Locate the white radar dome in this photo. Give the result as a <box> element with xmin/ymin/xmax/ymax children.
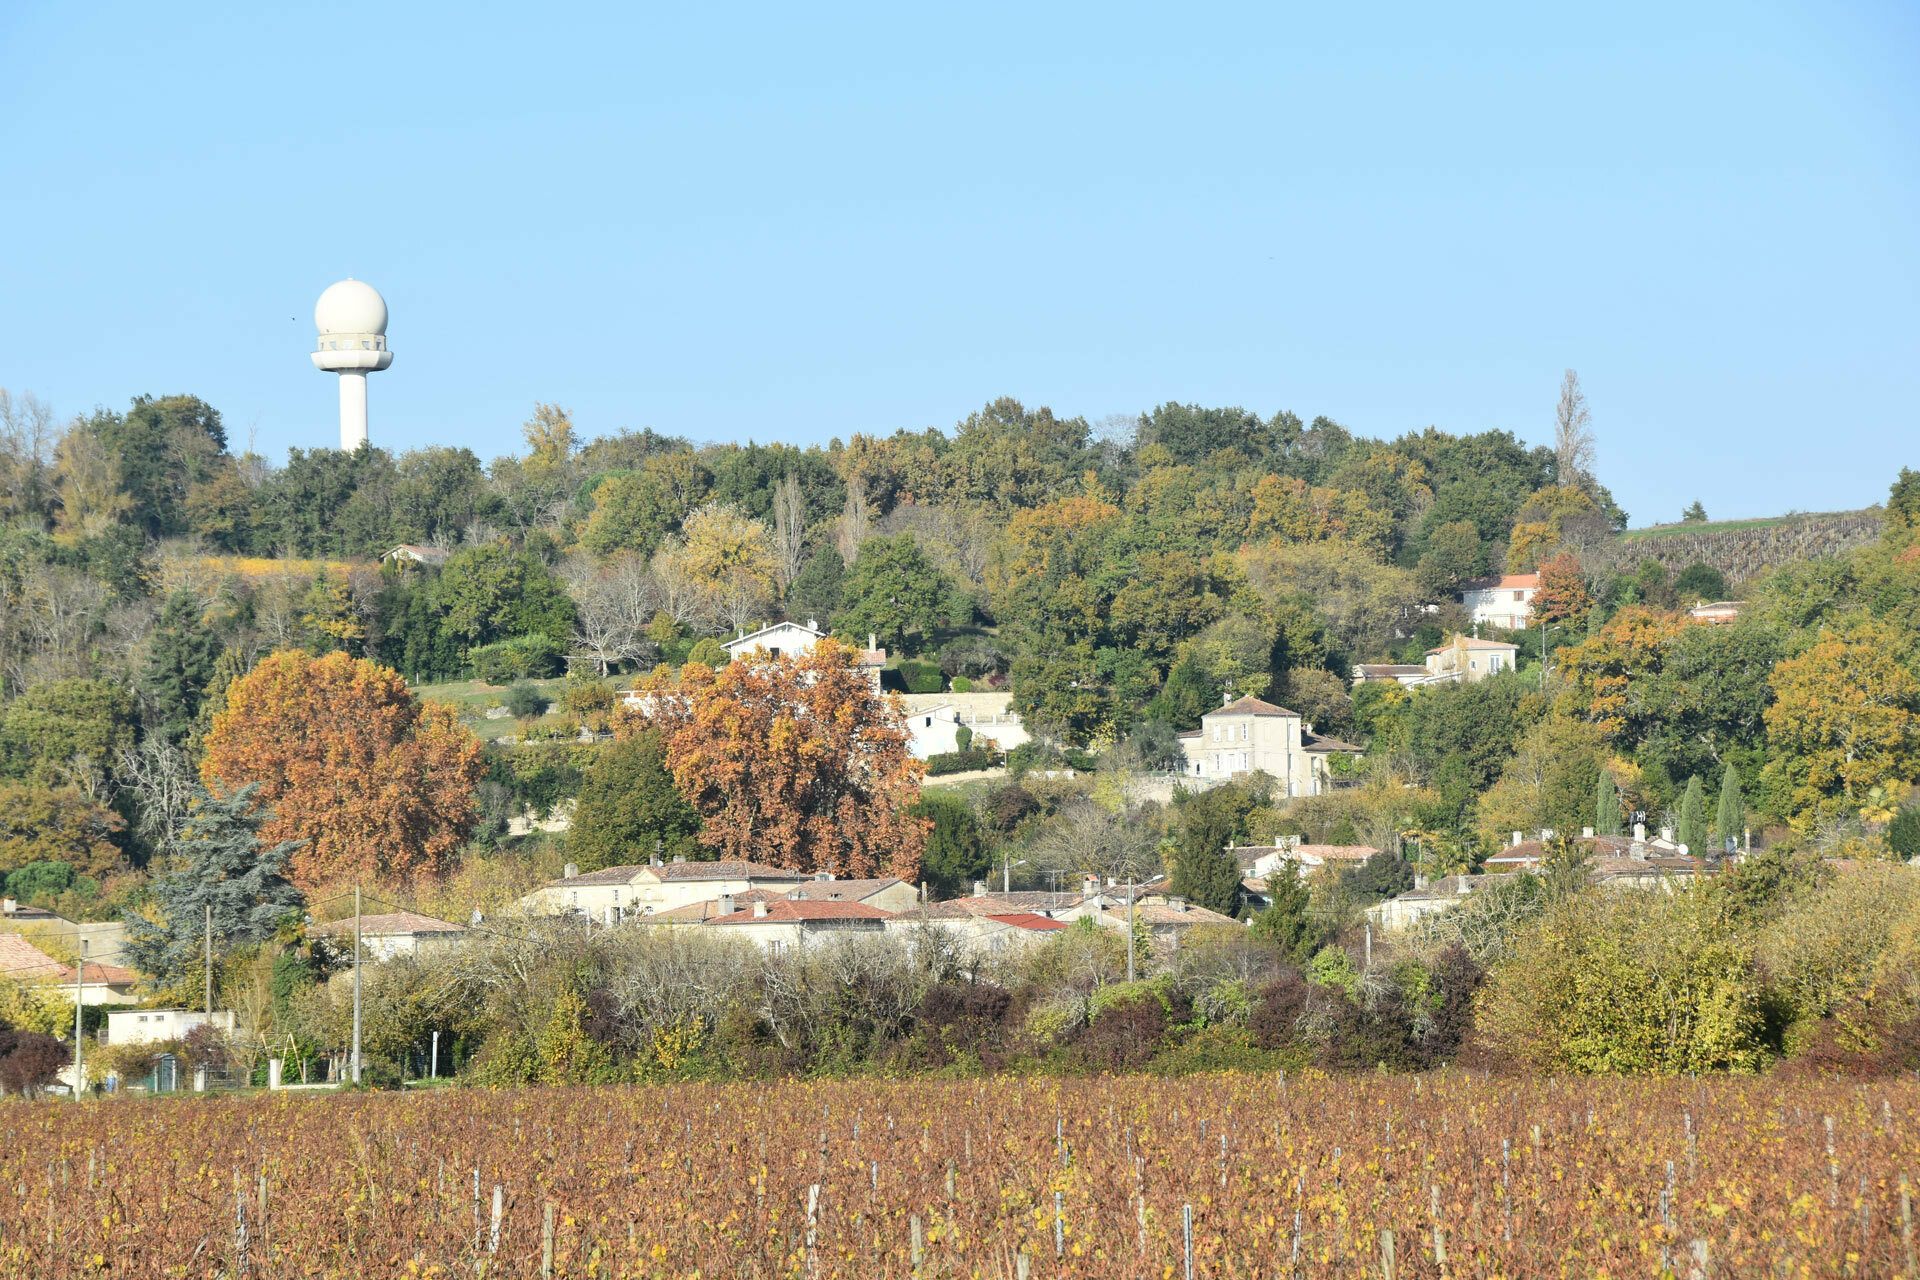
<box><xmin>315</xmin><ymin>278</ymin><xmax>388</xmax><ymax>335</ymax></box>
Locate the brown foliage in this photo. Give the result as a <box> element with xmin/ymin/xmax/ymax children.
<box><xmin>626</xmin><ymin>641</ymin><xmax>928</xmax><ymax>879</ymax></box>
<box><xmin>201</xmin><ymin>651</ymin><xmax>485</xmax><ymax>887</ymax></box>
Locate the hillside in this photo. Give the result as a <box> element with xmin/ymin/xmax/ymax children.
<box><xmin>1606</xmin><ymin>507</ymin><xmax>1883</xmax><ymax>586</ymax></box>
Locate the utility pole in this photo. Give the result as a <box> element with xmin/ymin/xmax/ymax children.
<box><xmin>351</xmin><ymin>885</ymin><xmax>363</xmax><ymax>1086</ymax></box>
<box><xmin>204</xmin><ymin>902</ymin><xmax>213</xmax><ymax>1021</ymax></box>
<box><xmin>72</xmin><ymin>956</ymin><xmax>83</xmax><ymax>1102</ymax></box>
<box><xmin>1126</xmin><ymin>879</ymin><xmax>1137</xmax><ymax>983</ymax></box>
<box><xmin>1540</xmin><ymin>623</ymin><xmax>1555</xmax><ymax>691</ymax></box>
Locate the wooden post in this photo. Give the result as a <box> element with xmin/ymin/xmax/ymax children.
<box><xmin>1901</xmin><ymin>1175</ymin><xmax>1914</xmax><ymax>1279</ymax></box>
<box><xmin>1054</xmin><ymin>1189</ymin><xmax>1064</xmax><ymax>1256</ymax></box>
<box><xmin>805</xmin><ymin>1183</ymin><xmax>820</xmax><ymax>1279</ymax></box>
<box><xmin>1686</xmin><ymin>1237</ymin><xmax>1710</xmax><ymax>1280</ymax></box>
<box><xmin>910</xmin><ymin>1213</ymin><xmax>923</xmax><ymax>1277</ymax></box>
<box><xmin>541</xmin><ymin>1201</ymin><xmax>554</xmax><ymax>1278</ymax></box>
<box><xmin>1183</xmin><ymin>1203</ymin><xmax>1194</xmax><ymax>1280</ymax></box>
<box><xmin>1016</xmin><ymin>1252</ymin><xmax>1031</xmax><ymax>1280</ymax></box>
<box><xmin>1379</xmin><ymin>1227</ymin><xmax>1397</xmax><ymax>1280</ymax></box>
<box><xmin>488</xmin><ymin>1184</ymin><xmax>503</xmax><ymax>1256</ymax></box>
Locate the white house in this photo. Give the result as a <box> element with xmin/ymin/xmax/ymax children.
<box><xmin>701</xmin><ymin>899</ymin><xmax>891</xmax><ymax>953</ymax></box>
<box><xmin>1459</xmin><ymin>573</ymin><xmax>1539</xmax><ymax>630</ymax></box>
<box><xmin>522</xmin><ymin>858</ymin><xmax>811</xmax><ymax>919</ymax></box>
<box><xmin>382</xmin><ymin>544</ymin><xmax>451</xmax><ymax>567</ymax></box>
<box><xmin>884</xmin><ymin>903</ymin><xmax>1068</xmax><ymax>954</ymax></box>
<box><xmin>722</xmin><ymin>620</ymin><xmax>889</xmax><ymax>687</ymax></box>
<box><xmin>307</xmin><ymin>911</ymin><xmax>467</xmax><ymax>962</ymax></box>
<box><xmin>104</xmin><ymin>1009</ymin><xmax>236</xmax><ymax>1047</ymax></box>
<box><xmin>1179</xmin><ymin>695</ymin><xmax>1364</xmax><ymax>797</ymax></box>
<box><xmin>900</xmin><ymin>693</ymin><xmax>1030</xmax><ymax>756</ymax></box>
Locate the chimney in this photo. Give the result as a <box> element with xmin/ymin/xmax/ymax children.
<box><xmin>1659</xmin><ymin>826</ymin><xmax>1673</xmax><ymax>844</ymax></box>
<box><xmin>563</xmin><ymin>863</ymin><xmax>579</xmax><ymax>880</ymax></box>
<box><xmin>1634</xmin><ymin>821</ymin><xmax>1646</xmax><ymax>841</ymax></box>
<box><xmin>1540</xmin><ymin>828</ymin><xmax>1554</xmax><ymax>842</ymax></box>
<box><xmin>1511</xmin><ymin>831</ymin><xmax>1522</xmax><ymax>848</ymax></box>
<box><xmin>1082</xmin><ymin>874</ymin><xmax>1098</xmax><ymax>897</ymax></box>
<box><xmin>972</xmin><ymin>880</ymin><xmax>987</xmax><ymax>898</ymax></box>
<box><xmin>868</xmin><ymin>633</ymin><xmax>877</xmax><ymax>652</ymax></box>
<box><xmin>807</xmin><ymin>617</ymin><xmax>818</xmax><ymax>630</ymax></box>
<box><xmin>718</xmin><ymin>894</ymin><xmax>734</xmax><ymax>916</ymax></box>
<box><xmin>753</xmin><ymin>901</ymin><xmax>767</xmax><ymax>918</ymax></box>
<box><xmin>672</xmin><ymin>854</ymin><xmax>686</xmax><ymax>864</ymax></box>
<box><xmin>1</xmin><ymin>898</ymin><xmax>14</xmax><ymax>915</ymax></box>
<box><xmin>1581</xmin><ymin>827</ymin><xmax>1594</xmax><ymax>839</ymax></box>
<box><xmin>815</xmin><ymin>871</ymin><xmax>831</xmax><ymax>881</ymax></box>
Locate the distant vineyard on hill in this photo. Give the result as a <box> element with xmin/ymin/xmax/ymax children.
<box><xmin>1606</xmin><ymin>507</ymin><xmax>1883</xmax><ymax>585</ymax></box>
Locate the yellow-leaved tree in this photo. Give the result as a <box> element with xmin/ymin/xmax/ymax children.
<box><xmin>1762</xmin><ymin>621</ymin><xmax>1920</xmax><ymax>830</ymax></box>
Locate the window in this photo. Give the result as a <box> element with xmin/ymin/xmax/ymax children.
<box><xmin>1513</xmin><ymin>590</ymin><xmax>1523</xmax><ymax>601</ymax></box>
<box><xmin>1212</xmin><ymin>727</ymin><xmax>1220</xmax><ymax>742</ymax></box>
<box><xmin>1240</xmin><ymin>724</ymin><xmax>1248</xmax><ymax>741</ymax></box>
<box><xmin>769</xmin><ymin>647</ymin><xmax>780</xmax><ymax>658</ymax></box>
<box><xmin>925</xmin><ymin>717</ymin><xmax>932</xmax><ymax>727</ymax></box>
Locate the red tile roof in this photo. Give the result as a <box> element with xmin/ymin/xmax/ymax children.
<box><xmin>705</xmin><ymin>900</ymin><xmax>892</xmax><ymax>925</ymax></box>
<box><xmin>648</xmin><ymin>860</ymin><xmax>807</xmax><ymax>883</ymax></box>
<box><xmin>1207</xmin><ymin>696</ymin><xmax>1297</xmax><ymax>718</ymax></box>
<box><xmin>650</xmin><ymin>890</ymin><xmax>784</xmax><ymax>921</ymax></box>
<box><xmin>784</xmin><ymin>878</ymin><xmax>905</xmax><ymax>902</ymax></box>
<box><xmin>309</xmin><ymin>911</ymin><xmax>464</xmax><ymax>936</ymax></box>
<box><xmin>980</xmin><ymin>912</ymin><xmax>1067</xmax><ymax>932</ymax></box>
<box><xmin>1462</xmin><ymin>573</ymin><xmax>1540</xmax><ymax>590</ymax></box>
<box><xmin>0</xmin><ymin>934</ymin><xmax>68</xmax><ymax>982</ymax></box>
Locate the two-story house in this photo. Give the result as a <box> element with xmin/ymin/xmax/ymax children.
<box><xmin>1177</xmin><ymin>695</ymin><xmax>1363</xmax><ymax>797</ymax></box>
<box><xmin>1421</xmin><ymin>634</ymin><xmax>1520</xmax><ymax>685</ymax></box>
<box><xmin>1459</xmin><ymin>573</ymin><xmax>1539</xmax><ymax>630</ymax></box>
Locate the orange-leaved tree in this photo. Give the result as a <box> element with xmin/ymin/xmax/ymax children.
<box><xmin>1531</xmin><ymin>552</ymin><xmax>1593</xmax><ymax>631</ymax></box>
<box><xmin>201</xmin><ymin>651</ymin><xmax>484</xmax><ymax>887</ymax></box>
<box><xmin>626</xmin><ymin>639</ymin><xmax>927</xmax><ymax>879</ymax></box>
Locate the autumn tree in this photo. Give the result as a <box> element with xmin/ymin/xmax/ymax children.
<box><xmin>1531</xmin><ymin>553</ymin><xmax>1593</xmax><ymax>632</ymax></box>
<box><xmin>1762</xmin><ymin>622</ymin><xmax>1920</xmax><ymax>829</ymax></box>
<box><xmin>627</xmin><ymin>640</ymin><xmax>927</xmax><ymax>878</ymax></box>
<box><xmin>201</xmin><ymin>651</ymin><xmax>485</xmax><ymax>886</ymax></box>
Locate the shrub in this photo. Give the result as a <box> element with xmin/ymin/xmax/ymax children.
<box><xmin>472</xmin><ymin>635</ymin><xmax>565</xmax><ymax>682</ymax></box>
<box><xmin>0</xmin><ymin>1030</ymin><xmax>69</xmax><ymax>1096</ymax></box>
<box><xmin>951</xmin><ymin>676</ymin><xmax>973</xmax><ymax>694</ymax></box>
<box><xmin>1006</xmin><ymin>741</ymin><xmax>1064</xmax><ymax>778</ymax></box>
<box><xmin>899</xmin><ymin>660</ymin><xmax>945</xmax><ymax>694</ymax></box>
<box><xmin>925</xmin><ymin>749</ymin><xmax>1001</xmax><ymax>776</ymax></box>
<box><xmin>954</xmin><ymin>725</ymin><xmax>973</xmax><ymax>754</ymax></box>
<box><xmin>504</xmin><ymin>681</ymin><xmax>548</xmax><ymax>719</ymax></box>
<box><xmin>686</xmin><ymin>638</ymin><xmax>728</xmax><ymax>668</ymax></box>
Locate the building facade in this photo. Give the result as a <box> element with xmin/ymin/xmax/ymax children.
<box><xmin>1459</xmin><ymin>573</ymin><xmax>1539</xmax><ymax>630</ymax></box>
<box><xmin>1178</xmin><ymin>696</ymin><xmax>1363</xmax><ymax>797</ymax></box>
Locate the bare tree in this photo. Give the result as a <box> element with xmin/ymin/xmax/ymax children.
<box><xmin>0</xmin><ymin>389</ymin><xmax>56</xmax><ymax>523</ymax></box>
<box><xmin>563</xmin><ymin>552</ymin><xmax>654</xmax><ymax>676</ymax></box>
<box><xmin>771</xmin><ymin>472</ymin><xmax>807</xmax><ymax>591</ymax></box>
<box><xmin>649</xmin><ymin>540</ymin><xmax>715</xmax><ymax>632</ymax></box>
<box><xmin>836</xmin><ymin>476</ymin><xmax>872</xmax><ymax>558</ymax></box>
<box><xmin>1553</xmin><ymin>369</ymin><xmax>1596</xmax><ymax>489</ymax></box>
<box><xmin>115</xmin><ymin>739</ymin><xmax>199</xmax><ymax>853</ymax></box>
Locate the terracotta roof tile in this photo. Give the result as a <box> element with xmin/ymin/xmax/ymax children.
<box><xmin>309</xmin><ymin>911</ymin><xmax>464</xmax><ymax>936</ymax></box>
<box><xmin>1206</xmin><ymin>696</ymin><xmax>1297</xmax><ymax>718</ymax></box>
<box><xmin>705</xmin><ymin>900</ymin><xmax>892</xmax><ymax>925</ymax></box>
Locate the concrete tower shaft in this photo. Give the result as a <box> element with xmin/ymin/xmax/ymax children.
<box><xmin>311</xmin><ymin>279</ymin><xmax>392</xmax><ymax>451</ymax></box>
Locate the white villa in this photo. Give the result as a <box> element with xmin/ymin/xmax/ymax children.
<box><xmin>722</xmin><ymin>620</ymin><xmax>888</xmax><ymax>686</ymax></box>
<box><xmin>308</xmin><ymin>911</ymin><xmax>467</xmax><ymax>962</ymax></box>
<box><xmin>1459</xmin><ymin>573</ymin><xmax>1539</xmax><ymax>630</ymax></box>
<box><xmin>522</xmin><ymin>858</ymin><xmax>812</xmax><ymax>920</ymax></box>
<box><xmin>1175</xmin><ymin>695</ymin><xmax>1363</xmax><ymax>797</ymax></box>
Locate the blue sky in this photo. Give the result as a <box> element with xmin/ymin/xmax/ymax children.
<box><xmin>3</xmin><ymin>1</ymin><xmax>1914</xmax><ymax>525</ymax></box>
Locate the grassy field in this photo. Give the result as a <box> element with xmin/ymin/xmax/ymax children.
<box><xmin>413</xmin><ymin>677</ymin><xmax>575</xmax><ymax>741</ymax></box>
<box><xmin>20</xmin><ymin>1072</ymin><xmax>1919</xmax><ymax>1277</ymax></box>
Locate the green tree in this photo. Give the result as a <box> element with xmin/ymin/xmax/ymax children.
<box><xmin>1681</xmin><ymin>501</ymin><xmax>1707</xmax><ymax>523</ymax></box>
<box><xmin>912</xmin><ymin>791</ymin><xmax>991</xmax><ymax>897</ymax></box>
<box><xmin>1713</xmin><ymin>765</ymin><xmax>1745</xmax><ymax>851</ymax></box>
<box><xmin>90</xmin><ymin>394</ymin><xmax>227</xmax><ymax>538</ymax></box>
<box><xmin>139</xmin><ymin>590</ymin><xmax>221</xmax><ymax>745</ymax></box>
<box><xmin>433</xmin><ymin>539</ymin><xmax>576</xmax><ymax>655</ymax></box>
<box><xmin>786</xmin><ymin>545</ymin><xmax>845</xmax><ymax>620</ymax></box>
<box><xmin>834</xmin><ymin>534</ymin><xmax>953</xmax><ymax>653</ymax></box>
<box><xmin>1673</xmin><ymin>563</ymin><xmax>1730</xmax><ymax>603</ymax></box>
<box><xmin>1890</xmin><ymin>805</ymin><xmax>1920</xmax><ymax>858</ymax></box>
<box><xmin>1677</xmin><ymin>775</ymin><xmax>1707</xmax><ymax>853</ymax></box>
<box><xmin>0</xmin><ymin>679</ymin><xmax>137</xmax><ymax>790</ymax></box>
<box><xmin>1144</xmin><ymin>655</ymin><xmax>1220</xmax><ymax>731</ymax></box>
<box><xmin>1249</xmin><ymin>864</ymin><xmax>1316</xmax><ymax>959</ymax></box>
<box><xmin>1595</xmin><ymin>770</ymin><xmax>1622</xmax><ymax>837</ymax></box>
<box><xmin>1169</xmin><ymin>784</ymin><xmax>1257</xmax><ymax>915</ymax></box>
<box><xmin>121</xmin><ymin>783</ymin><xmax>304</xmax><ymax>992</ymax></box>
<box><xmin>565</xmin><ymin>731</ymin><xmax>702</xmax><ymax>872</ymax></box>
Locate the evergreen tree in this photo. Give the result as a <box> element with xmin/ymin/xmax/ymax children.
<box><xmin>786</xmin><ymin>546</ymin><xmax>845</xmax><ymax>621</ymax></box>
<box><xmin>911</xmin><ymin>791</ymin><xmax>991</xmax><ymax>897</ymax></box>
<box><xmin>1890</xmin><ymin>805</ymin><xmax>1920</xmax><ymax>859</ymax></box>
<box><xmin>1677</xmin><ymin>775</ymin><xmax>1707</xmax><ymax>854</ymax></box>
<box><xmin>1144</xmin><ymin>655</ymin><xmax>1220</xmax><ymax>731</ymax></box>
<box><xmin>1681</xmin><ymin>501</ymin><xmax>1708</xmax><ymax>523</ymax></box>
<box><xmin>122</xmin><ymin>784</ymin><xmax>305</xmax><ymax>992</ymax></box>
<box><xmin>1168</xmin><ymin>788</ymin><xmax>1248</xmax><ymax>915</ymax></box>
<box><xmin>1250</xmin><ymin>864</ymin><xmax>1318</xmax><ymax>960</ymax></box>
<box><xmin>1713</xmin><ymin>765</ymin><xmax>1745</xmax><ymax>851</ymax></box>
<box><xmin>1595</xmin><ymin>771</ymin><xmax>1622</xmax><ymax>836</ymax></box>
<box><xmin>139</xmin><ymin>589</ymin><xmax>220</xmax><ymax>745</ymax></box>
<box><xmin>565</xmin><ymin>731</ymin><xmax>702</xmax><ymax>872</ymax></box>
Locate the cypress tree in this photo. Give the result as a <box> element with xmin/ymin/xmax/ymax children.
<box><xmin>138</xmin><ymin>589</ymin><xmax>220</xmax><ymax>745</ymax></box>
<box><xmin>1677</xmin><ymin>775</ymin><xmax>1707</xmax><ymax>854</ymax></box>
<box><xmin>1169</xmin><ymin>790</ymin><xmax>1245</xmax><ymax>916</ymax></box>
<box><xmin>1713</xmin><ymin>765</ymin><xmax>1745</xmax><ymax>852</ymax></box>
<box><xmin>1595</xmin><ymin>771</ymin><xmax>1622</xmax><ymax>836</ymax></box>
